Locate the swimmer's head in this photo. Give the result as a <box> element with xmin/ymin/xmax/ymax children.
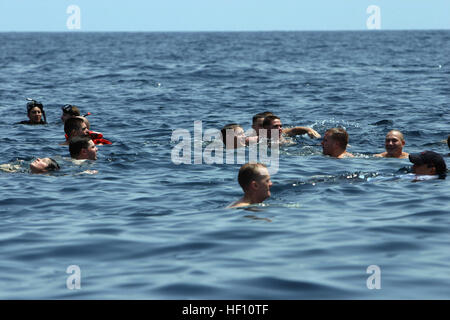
<box><xmin>262</xmin><ymin>115</ymin><xmax>282</xmax><ymax>139</ymax></box>
<box><xmin>26</xmin><ymin>99</ymin><xmax>45</xmax><ymax>124</ymax></box>
<box><xmin>409</xmin><ymin>151</ymin><xmax>447</xmax><ymax>177</ymax></box>
<box><xmin>221</xmin><ymin>123</ymin><xmax>246</xmax><ymax>148</ymax></box>
<box><xmin>69</xmin><ymin>136</ymin><xmax>98</xmax><ymax>160</ymax></box>
<box><xmin>385</xmin><ymin>130</ymin><xmax>405</xmax><ymax>155</ymax></box>
<box><xmin>61</xmin><ymin>104</ymin><xmax>81</xmax><ymax>123</ymax></box>
<box><xmin>64</xmin><ymin>117</ymin><xmax>89</xmax><ymax>139</ymax></box>
<box><xmin>29</xmin><ymin>157</ymin><xmax>60</xmax><ymax>174</ymax></box>
<box><xmin>238</xmin><ymin>163</ymin><xmax>272</xmax><ymax>201</ymax></box>
<box><xmin>76</xmin><ymin>116</ymin><xmax>90</xmax><ymax>130</ymax></box>
<box><xmin>322</xmin><ymin>128</ymin><xmax>349</xmax><ymax>156</ymax></box>
<box><xmin>252</xmin><ymin>111</ymin><xmax>274</xmax><ymax>135</ymax></box>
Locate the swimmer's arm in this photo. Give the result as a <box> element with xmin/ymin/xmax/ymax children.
<box><xmin>283</xmin><ymin>127</ymin><xmax>321</xmax><ymax>139</ymax></box>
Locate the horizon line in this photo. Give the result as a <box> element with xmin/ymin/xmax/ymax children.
<box><xmin>1</xmin><ymin>28</ymin><xmax>449</xmax><ymax>33</ymax></box>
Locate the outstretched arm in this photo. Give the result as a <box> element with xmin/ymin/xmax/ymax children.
<box><xmin>283</xmin><ymin>127</ymin><xmax>321</xmax><ymax>139</ymax></box>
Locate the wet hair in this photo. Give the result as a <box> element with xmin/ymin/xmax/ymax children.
<box><xmin>46</xmin><ymin>158</ymin><xmax>60</xmax><ymax>171</ymax></box>
<box><xmin>26</xmin><ymin>99</ymin><xmax>47</xmax><ymax>123</ymax></box>
<box><xmin>64</xmin><ymin>117</ymin><xmax>85</xmax><ymax>137</ymax></box>
<box><xmin>326</xmin><ymin>128</ymin><xmax>349</xmax><ymax>149</ymax></box>
<box><xmin>69</xmin><ymin>136</ymin><xmax>92</xmax><ymax>158</ymax></box>
<box><xmin>76</xmin><ymin>116</ymin><xmax>90</xmax><ymax>130</ymax></box>
<box><xmin>238</xmin><ymin>163</ymin><xmax>268</xmax><ymax>192</ymax></box>
<box><xmin>62</xmin><ymin>104</ymin><xmax>81</xmax><ymax>117</ymax></box>
<box><xmin>252</xmin><ymin>111</ymin><xmax>274</xmax><ymax>125</ymax></box>
<box><xmin>221</xmin><ymin>123</ymin><xmax>242</xmax><ymax>145</ymax></box>
<box><xmin>262</xmin><ymin>115</ymin><xmax>281</xmax><ymax>128</ymax></box>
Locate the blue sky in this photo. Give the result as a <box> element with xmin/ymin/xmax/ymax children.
<box><xmin>0</xmin><ymin>0</ymin><xmax>449</xmax><ymax>31</ymax></box>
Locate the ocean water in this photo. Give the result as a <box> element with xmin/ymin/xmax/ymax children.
<box><xmin>0</xmin><ymin>31</ymin><xmax>449</xmax><ymax>299</ymax></box>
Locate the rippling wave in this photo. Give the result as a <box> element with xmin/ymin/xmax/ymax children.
<box><xmin>0</xmin><ymin>31</ymin><xmax>449</xmax><ymax>299</ymax></box>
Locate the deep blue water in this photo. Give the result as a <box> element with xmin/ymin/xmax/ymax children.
<box><xmin>0</xmin><ymin>31</ymin><xmax>449</xmax><ymax>299</ymax></box>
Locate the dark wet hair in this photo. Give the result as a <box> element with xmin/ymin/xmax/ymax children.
<box><xmin>262</xmin><ymin>115</ymin><xmax>281</xmax><ymax>128</ymax></box>
<box><xmin>326</xmin><ymin>127</ymin><xmax>349</xmax><ymax>149</ymax></box>
<box><xmin>409</xmin><ymin>151</ymin><xmax>447</xmax><ymax>179</ymax></box>
<box><xmin>26</xmin><ymin>98</ymin><xmax>47</xmax><ymax>123</ymax></box>
<box><xmin>64</xmin><ymin>117</ymin><xmax>85</xmax><ymax>137</ymax></box>
<box><xmin>252</xmin><ymin>111</ymin><xmax>274</xmax><ymax>124</ymax></box>
<box><xmin>238</xmin><ymin>163</ymin><xmax>267</xmax><ymax>191</ymax></box>
<box><xmin>221</xmin><ymin>123</ymin><xmax>242</xmax><ymax>145</ymax></box>
<box><xmin>46</xmin><ymin>158</ymin><xmax>60</xmax><ymax>171</ymax></box>
<box><xmin>69</xmin><ymin>136</ymin><xmax>92</xmax><ymax>158</ymax></box>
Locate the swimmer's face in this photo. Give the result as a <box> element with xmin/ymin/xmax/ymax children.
<box><xmin>85</xmin><ymin>140</ymin><xmax>98</xmax><ymax>160</ymax></box>
<box><xmin>265</xmin><ymin>119</ymin><xmax>282</xmax><ymax>139</ymax></box>
<box><xmin>30</xmin><ymin>158</ymin><xmax>52</xmax><ymax>174</ymax></box>
<box><xmin>252</xmin><ymin>117</ymin><xmax>265</xmax><ymax>135</ymax></box>
<box><xmin>28</xmin><ymin>107</ymin><xmax>42</xmax><ymax>123</ymax></box>
<box><xmin>321</xmin><ymin>131</ymin><xmax>336</xmax><ymax>156</ymax></box>
<box><xmin>412</xmin><ymin>163</ymin><xmax>435</xmax><ymax>175</ymax></box>
<box><xmin>255</xmin><ymin>167</ymin><xmax>272</xmax><ymax>200</ymax></box>
<box><xmin>76</xmin><ymin>116</ymin><xmax>90</xmax><ymax>130</ymax></box>
<box><xmin>385</xmin><ymin>132</ymin><xmax>405</xmax><ymax>154</ymax></box>
<box><xmin>73</xmin><ymin>122</ymin><xmax>89</xmax><ymax>138</ymax></box>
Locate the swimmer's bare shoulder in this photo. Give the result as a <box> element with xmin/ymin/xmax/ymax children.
<box><xmin>338</xmin><ymin>152</ymin><xmax>354</xmax><ymax>158</ymax></box>
<box><xmin>374</xmin><ymin>152</ymin><xmax>409</xmax><ymax>159</ymax></box>
<box><xmin>226</xmin><ymin>198</ymin><xmax>251</xmax><ymax>209</ymax></box>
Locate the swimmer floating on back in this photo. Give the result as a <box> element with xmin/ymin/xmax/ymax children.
<box><xmin>1</xmin><ymin>158</ymin><xmax>60</xmax><ymax>174</ymax></box>
<box><xmin>30</xmin><ymin>158</ymin><xmax>60</xmax><ymax>174</ymax></box>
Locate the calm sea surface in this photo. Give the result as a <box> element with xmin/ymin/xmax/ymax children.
<box><xmin>0</xmin><ymin>31</ymin><xmax>449</xmax><ymax>299</ymax></box>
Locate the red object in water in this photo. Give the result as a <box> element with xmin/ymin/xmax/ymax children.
<box><xmin>64</xmin><ymin>130</ymin><xmax>112</xmax><ymax>145</ymax></box>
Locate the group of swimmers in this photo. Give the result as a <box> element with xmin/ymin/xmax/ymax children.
<box><xmin>4</xmin><ymin>103</ymin><xmax>449</xmax><ymax>208</ymax></box>
<box><xmin>227</xmin><ymin>112</ymin><xmax>449</xmax><ymax>208</ymax></box>
<box><xmin>4</xmin><ymin>99</ymin><xmax>112</xmax><ymax>174</ymax></box>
